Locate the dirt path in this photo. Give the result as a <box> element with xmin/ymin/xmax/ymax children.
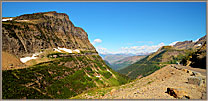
<box><xmin>182</xmin><ymin>65</ymin><xmax>206</xmax><ymax>76</ymax></box>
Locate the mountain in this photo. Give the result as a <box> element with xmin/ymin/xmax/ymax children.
<box><xmin>2</xmin><ymin>11</ymin><xmax>129</xmax><ymax>99</ymax></box>
<box><xmin>2</xmin><ymin>11</ymin><xmax>96</xmax><ymax>58</ymax></box>
<box><xmin>100</xmin><ymin>54</ymin><xmax>134</xmax><ymax>64</ymax></box>
<box><xmin>110</xmin><ymin>55</ymin><xmax>146</xmax><ymax>71</ymax></box>
<box><xmin>100</xmin><ymin>53</ymin><xmax>146</xmax><ymax>71</ymax></box>
<box><xmin>118</xmin><ymin>35</ymin><xmax>206</xmax><ymax>79</ymax></box>
<box><xmin>173</xmin><ymin>35</ymin><xmax>206</xmax><ymax>50</ymax></box>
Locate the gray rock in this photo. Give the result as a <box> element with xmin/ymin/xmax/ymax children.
<box><xmin>191</xmin><ymin>71</ymin><xmax>202</xmax><ymax>76</ymax></box>
<box><xmin>174</xmin><ymin>65</ymin><xmax>183</xmax><ymax>70</ymax></box>
<box><xmin>188</xmin><ymin>76</ymin><xmax>202</xmax><ymax>86</ymax></box>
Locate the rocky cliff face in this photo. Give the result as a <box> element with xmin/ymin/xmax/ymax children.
<box><xmin>2</xmin><ymin>11</ymin><xmax>96</xmax><ymax>58</ymax></box>
<box><xmin>173</xmin><ymin>41</ymin><xmax>194</xmax><ymax>49</ymax></box>
<box><xmin>173</xmin><ymin>35</ymin><xmax>206</xmax><ymax>50</ymax></box>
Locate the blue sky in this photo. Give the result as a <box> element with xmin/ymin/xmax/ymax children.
<box><xmin>2</xmin><ymin>2</ymin><xmax>206</xmax><ymax>54</ymax></box>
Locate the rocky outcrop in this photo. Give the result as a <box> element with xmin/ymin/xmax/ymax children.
<box><xmin>166</xmin><ymin>88</ymin><xmax>190</xmax><ymax>99</ymax></box>
<box><xmin>179</xmin><ymin>36</ymin><xmax>206</xmax><ymax>69</ymax></box>
<box><xmin>73</xmin><ymin>65</ymin><xmax>206</xmax><ymax>99</ymax></box>
<box><xmin>2</xmin><ymin>11</ymin><xmax>97</xmax><ymax>58</ymax></box>
<box><xmin>173</xmin><ymin>41</ymin><xmax>194</xmax><ymax>50</ymax></box>
<box><xmin>187</xmin><ymin>77</ymin><xmax>203</xmax><ymax>86</ymax></box>
<box><xmin>173</xmin><ymin>35</ymin><xmax>206</xmax><ymax>50</ymax></box>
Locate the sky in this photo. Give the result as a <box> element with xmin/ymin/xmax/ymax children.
<box><xmin>2</xmin><ymin>2</ymin><xmax>206</xmax><ymax>55</ymax></box>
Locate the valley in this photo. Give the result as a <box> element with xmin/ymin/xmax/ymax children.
<box><xmin>102</xmin><ymin>55</ymin><xmax>146</xmax><ymax>71</ymax></box>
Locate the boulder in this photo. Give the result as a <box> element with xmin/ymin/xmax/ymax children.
<box><xmin>191</xmin><ymin>71</ymin><xmax>202</xmax><ymax>76</ymax></box>
<box><xmin>187</xmin><ymin>76</ymin><xmax>202</xmax><ymax>86</ymax></box>
<box><xmin>166</xmin><ymin>87</ymin><xmax>190</xmax><ymax>99</ymax></box>
<box><xmin>187</xmin><ymin>70</ymin><xmax>193</xmax><ymax>75</ymax></box>
<box><xmin>200</xmin><ymin>76</ymin><xmax>206</xmax><ymax>84</ymax></box>
<box><xmin>201</xmin><ymin>92</ymin><xmax>207</xmax><ymax>99</ymax></box>
<box><xmin>182</xmin><ymin>68</ymin><xmax>188</xmax><ymax>73</ymax></box>
<box><xmin>174</xmin><ymin>65</ymin><xmax>183</xmax><ymax>70</ymax></box>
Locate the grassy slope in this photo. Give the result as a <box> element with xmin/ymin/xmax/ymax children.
<box><xmin>2</xmin><ymin>54</ymin><xmax>129</xmax><ymax>99</ymax></box>
<box><xmin>118</xmin><ymin>47</ymin><xmax>191</xmax><ymax>79</ymax></box>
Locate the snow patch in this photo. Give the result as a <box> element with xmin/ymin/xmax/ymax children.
<box><xmin>53</xmin><ymin>47</ymin><xmax>80</xmax><ymax>54</ymax></box>
<box><xmin>197</xmin><ymin>44</ymin><xmax>201</xmax><ymax>46</ymax></box>
<box><xmin>20</xmin><ymin>52</ymin><xmax>42</xmax><ymax>63</ymax></box>
<box><xmin>57</xmin><ymin>47</ymin><xmax>72</xmax><ymax>53</ymax></box>
<box><xmin>169</xmin><ymin>41</ymin><xmax>179</xmax><ymax>46</ymax></box>
<box><xmin>96</xmin><ymin>75</ymin><xmax>100</xmax><ymax>78</ymax></box>
<box><xmin>2</xmin><ymin>18</ymin><xmax>13</xmax><ymax>21</ymax></box>
<box><xmin>73</xmin><ymin>49</ymin><xmax>80</xmax><ymax>53</ymax></box>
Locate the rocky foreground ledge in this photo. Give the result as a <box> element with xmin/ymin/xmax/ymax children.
<box><xmin>73</xmin><ymin>64</ymin><xmax>206</xmax><ymax>99</ymax></box>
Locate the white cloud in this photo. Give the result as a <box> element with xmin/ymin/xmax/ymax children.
<box><xmin>169</xmin><ymin>41</ymin><xmax>179</xmax><ymax>46</ymax></box>
<box><xmin>120</xmin><ymin>43</ymin><xmax>165</xmax><ymax>54</ymax></box>
<box><xmin>96</xmin><ymin>42</ymin><xmax>165</xmax><ymax>55</ymax></box>
<box><xmin>92</xmin><ymin>39</ymin><xmax>102</xmax><ymax>44</ymax></box>
<box><xmin>95</xmin><ymin>46</ymin><xmax>109</xmax><ymax>54</ymax></box>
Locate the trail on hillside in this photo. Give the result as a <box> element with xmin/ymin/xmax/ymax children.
<box><xmin>73</xmin><ymin>65</ymin><xmax>206</xmax><ymax>99</ymax></box>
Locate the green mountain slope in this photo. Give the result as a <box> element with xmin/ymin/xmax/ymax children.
<box><xmin>3</xmin><ymin>54</ymin><xmax>129</xmax><ymax>99</ymax></box>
